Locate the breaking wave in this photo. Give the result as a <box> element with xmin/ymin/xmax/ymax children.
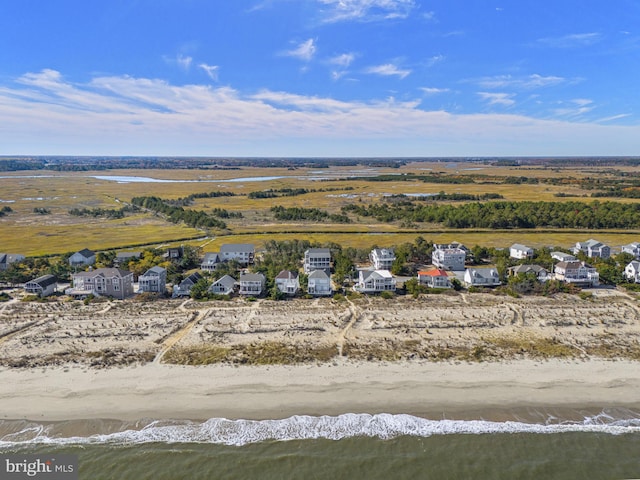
<box><xmin>2</xmin><ymin>412</ymin><xmax>640</xmax><ymax>448</ymax></box>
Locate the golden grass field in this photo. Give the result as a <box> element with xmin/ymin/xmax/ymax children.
<box><xmin>1</xmin><ymin>162</ymin><xmax>639</xmax><ymax>256</ymax></box>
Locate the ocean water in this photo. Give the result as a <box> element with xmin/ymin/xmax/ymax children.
<box><xmin>2</xmin><ymin>412</ymin><xmax>640</xmax><ymax>479</ymax></box>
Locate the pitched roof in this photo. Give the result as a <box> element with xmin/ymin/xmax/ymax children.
<box><xmin>509</xmin><ymin>264</ymin><xmax>547</xmax><ymax>274</ymax></box>
<box><xmin>240</xmin><ymin>273</ymin><xmax>265</xmax><ymax>282</ymax></box>
<box><xmin>142</xmin><ymin>266</ymin><xmax>166</xmax><ymax>276</ymax></box>
<box><xmin>467</xmin><ymin>268</ymin><xmax>499</xmax><ymax>278</ymax></box>
<box><xmin>308</xmin><ymin>269</ymin><xmax>329</xmax><ymax>280</ymax></box>
<box><xmin>27</xmin><ymin>274</ymin><xmax>57</xmax><ymax>287</ymax></box>
<box><xmin>202</xmin><ymin>252</ymin><xmax>221</xmax><ymax>263</ymax></box>
<box><xmin>418</xmin><ymin>269</ymin><xmax>449</xmax><ymax>277</ymax></box>
<box><xmin>306</xmin><ymin>248</ymin><xmax>331</xmax><ymax>255</ymax></box>
<box><xmin>276</xmin><ymin>270</ymin><xmax>299</xmax><ymax>280</ymax></box>
<box><xmin>220</xmin><ymin>243</ymin><xmax>254</xmax><ymax>253</ymax></box>
<box><xmin>510</xmin><ymin>244</ymin><xmax>533</xmax><ymax>251</ymax></box>
<box><xmin>74</xmin><ymin>268</ymin><xmax>132</xmax><ymax>279</ymax></box>
<box><xmin>76</xmin><ymin>248</ymin><xmax>95</xmax><ymax>258</ymax></box>
<box><xmin>212</xmin><ymin>274</ymin><xmax>236</xmax><ymax>288</ymax></box>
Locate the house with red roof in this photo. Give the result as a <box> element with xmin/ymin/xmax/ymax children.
<box><xmin>417</xmin><ymin>269</ymin><xmax>451</xmax><ymax>289</ymax></box>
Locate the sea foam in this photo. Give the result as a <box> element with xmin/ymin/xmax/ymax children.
<box><xmin>2</xmin><ymin>412</ymin><xmax>640</xmax><ymax>448</ymax></box>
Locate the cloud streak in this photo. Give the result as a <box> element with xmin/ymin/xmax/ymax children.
<box><xmin>318</xmin><ymin>0</ymin><xmax>416</xmax><ymax>23</ymax></box>
<box><xmin>283</xmin><ymin>39</ymin><xmax>317</xmax><ymax>61</ymax></box>
<box><xmin>365</xmin><ymin>63</ymin><xmax>411</xmax><ymax>78</ymax></box>
<box><xmin>1</xmin><ymin>69</ymin><xmax>638</xmax><ymax>156</ymax></box>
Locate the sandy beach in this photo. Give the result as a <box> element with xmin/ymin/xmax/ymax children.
<box><xmin>1</xmin><ymin>359</ymin><xmax>639</xmax><ymax>422</ymax></box>
<box><xmin>1</xmin><ymin>291</ymin><xmax>640</xmax><ymax>422</ymax></box>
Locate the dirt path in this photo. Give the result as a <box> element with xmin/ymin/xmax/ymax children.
<box><xmin>153</xmin><ymin>306</ymin><xmax>211</xmax><ymax>364</ymax></box>
<box><xmin>336</xmin><ymin>298</ymin><xmax>363</xmax><ymax>357</ymax></box>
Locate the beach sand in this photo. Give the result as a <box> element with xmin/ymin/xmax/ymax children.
<box><xmin>1</xmin><ymin>291</ymin><xmax>640</xmax><ymax>423</ymax></box>
<box><xmin>1</xmin><ymin>359</ymin><xmax>639</xmax><ymax>422</ymax></box>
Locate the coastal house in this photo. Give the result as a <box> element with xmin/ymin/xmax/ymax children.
<box><xmin>621</xmin><ymin>242</ymin><xmax>640</xmax><ymax>259</ymax></box>
<box><xmin>307</xmin><ymin>269</ymin><xmax>332</xmax><ymax>296</ymax></box>
<box><xmin>24</xmin><ymin>274</ymin><xmax>57</xmax><ymax>297</ymax></box>
<box><xmin>172</xmin><ymin>272</ymin><xmax>203</xmax><ymax>297</ymax></box>
<box><xmin>200</xmin><ymin>252</ymin><xmax>222</xmax><ymax>272</ymax></box>
<box><xmin>115</xmin><ymin>251</ymin><xmax>141</xmax><ymax>266</ymax></box>
<box><xmin>138</xmin><ymin>266</ymin><xmax>167</xmax><ymax>294</ymax></box>
<box><xmin>417</xmin><ymin>269</ymin><xmax>451</xmax><ymax>289</ymax></box>
<box><xmin>304</xmin><ymin>248</ymin><xmax>331</xmax><ymax>274</ymax></box>
<box><xmin>354</xmin><ymin>269</ymin><xmax>396</xmax><ymax>294</ymax></box>
<box><xmin>463</xmin><ymin>268</ymin><xmax>501</xmax><ymax>287</ymax></box>
<box><xmin>432</xmin><ymin>243</ymin><xmax>466</xmax><ymax>271</ymax></box>
<box><xmin>507</xmin><ymin>264</ymin><xmax>550</xmax><ymax>281</ymax></box>
<box><xmin>624</xmin><ymin>261</ymin><xmax>640</xmax><ymax>283</ymax></box>
<box><xmin>551</xmin><ymin>251</ymin><xmax>577</xmax><ymax>263</ymax></box>
<box><xmin>553</xmin><ymin>261</ymin><xmax>599</xmax><ymax>286</ymax></box>
<box><xmin>369</xmin><ymin>248</ymin><xmax>396</xmax><ymax>270</ymax></box>
<box><xmin>509</xmin><ymin>244</ymin><xmax>534</xmax><ymax>260</ymax></box>
<box><xmin>0</xmin><ymin>253</ymin><xmax>25</xmax><ymax>271</ymax></box>
<box><xmin>220</xmin><ymin>244</ymin><xmax>254</xmax><ymax>265</ymax></box>
<box><xmin>68</xmin><ymin>248</ymin><xmax>96</xmax><ymax>268</ymax></box>
<box><xmin>209</xmin><ymin>275</ymin><xmax>237</xmax><ymax>296</ymax></box>
<box><xmin>165</xmin><ymin>246</ymin><xmax>184</xmax><ymax>260</ymax></box>
<box><xmin>275</xmin><ymin>270</ymin><xmax>300</xmax><ymax>296</ymax></box>
<box><xmin>239</xmin><ymin>273</ymin><xmax>266</xmax><ymax>296</ymax></box>
<box><xmin>572</xmin><ymin>239</ymin><xmax>610</xmax><ymax>259</ymax></box>
<box><xmin>66</xmin><ymin>268</ymin><xmax>134</xmax><ymax>299</ymax></box>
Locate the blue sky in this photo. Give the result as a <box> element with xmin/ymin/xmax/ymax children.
<box><xmin>1</xmin><ymin>0</ymin><xmax>639</xmax><ymax>157</ymax></box>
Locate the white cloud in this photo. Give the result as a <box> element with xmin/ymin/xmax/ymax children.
<box><xmin>284</xmin><ymin>38</ymin><xmax>317</xmax><ymax>61</ymax></box>
<box><xmin>426</xmin><ymin>54</ymin><xmax>445</xmax><ymax>67</ymax></box>
<box><xmin>198</xmin><ymin>63</ymin><xmax>219</xmax><ymax>81</ymax></box>
<box><xmin>597</xmin><ymin>113</ymin><xmax>631</xmax><ymax>123</ymax></box>
<box><xmin>1</xmin><ymin>69</ymin><xmax>639</xmax><ymax>157</ymax></box>
<box><xmin>329</xmin><ymin>53</ymin><xmax>355</xmax><ymax>68</ymax></box>
<box><xmin>162</xmin><ymin>54</ymin><xmax>193</xmax><ymax>72</ymax></box>
<box><xmin>421</xmin><ymin>87</ymin><xmax>449</xmax><ymax>95</ymax></box>
<box><xmin>475</xmin><ymin>74</ymin><xmax>566</xmax><ymax>89</ymax></box>
<box><xmin>365</xmin><ymin>63</ymin><xmax>411</xmax><ymax>79</ymax></box>
<box><xmin>318</xmin><ymin>0</ymin><xmax>416</xmax><ymax>23</ymax></box>
<box><xmin>536</xmin><ymin>32</ymin><xmax>602</xmax><ymax>48</ymax></box>
<box><xmin>478</xmin><ymin>92</ymin><xmax>516</xmax><ymax>106</ymax></box>
<box><xmin>552</xmin><ymin>99</ymin><xmax>595</xmax><ymax>118</ymax></box>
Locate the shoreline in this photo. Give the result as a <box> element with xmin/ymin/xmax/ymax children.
<box><xmin>1</xmin><ymin>359</ymin><xmax>639</xmax><ymax>423</ymax></box>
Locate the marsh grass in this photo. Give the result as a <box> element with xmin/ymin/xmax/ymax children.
<box><xmin>164</xmin><ymin>341</ymin><xmax>338</xmax><ymax>365</ymax></box>
<box><xmin>4</xmin><ymin>165</ymin><xmax>640</xmax><ymax>254</ymax></box>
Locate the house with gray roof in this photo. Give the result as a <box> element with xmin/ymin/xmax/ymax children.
<box><xmin>509</xmin><ymin>244</ymin><xmax>534</xmax><ymax>260</ymax></box>
<box><xmin>239</xmin><ymin>273</ymin><xmax>266</xmax><ymax>295</ymax></box>
<box><xmin>572</xmin><ymin>239</ymin><xmax>610</xmax><ymax>259</ymax></box>
<box><xmin>69</xmin><ymin>248</ymin><xmax>96</xmax><ymax>268</ymax></box>
<box><xmin>622</xmin><ymin>242</ymin><xmax>640</xmax><ymax>259</ymax></box>
<box><xmin>220</xmin><ymin>244</ymin><xmax>254</xmax><ymax>265</ymax></box>
<box><xmin>138</xmin><ymin>266</ymin><xmax>167</xmax><ymax>294</ymax></box>
<box><xmin>304</xmin><ymin>248</ymin><xmax>331</xmax><ymax>274</ymax></box>
<box><xmin>172</xmin><ymin>272</ymin><xmax>203</xmax><ymax>297</ymax></box>
<box><xmin>307</xmin><ymin>269</ymin><xmax>332</xmax><ymax>296</ymax></box>
<box><xmin>551</xmin><ymin>251</ymin><xmax>577</xmax><ymax>263</ymax></box>
<box><xmin>66</xmin><ymin>268</ymin><xmax>134</xmax><ymax>299</ymax></box>
<box><xmin>370</xmin><ymin>248</ymin><xmax>396</xmax><ymax>270</ymax></box>
<box><xmin>24</xmin><ymin>274</ymin><xmax>57</xmax><ymax>297</ymax></box>
<box><xmin>275</xmin><ymin>270</ymin><xmax>300</xmax><ymax>296</ymax></box>
<box><xmin>507</xmin><ymin>264</ymin><xmax>550</xmax><ymax>281</ymax></box>
<box><xmin>201</xmin><ymin>252</ymin><xmax>222</xmax><ymax>272</ymax></box>
<box><xmin>0</xmin><ymin>253</ymin><xmax>25</xmax><ymax>271</ymax></box>
<box><xmin>463</xmin><ymin>268</ymin><xmax>501</xmax><ymax>287</ymax></box>
<box><xmin>209</xmin><ymin>275</ymin><xmax>237</xmax><ymax>296</ymax></box>
<box><xmin>354</xmin><ymin>269</ymin><xmax>396</xmax><ymax>294</ymax></box>
<box><xmin>432</xmin><ymin>244</ymin><xmax>466</xmax><ymax>271</ymax></box>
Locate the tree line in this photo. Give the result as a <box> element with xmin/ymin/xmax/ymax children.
<box><xmin>131</xmin><ymin>196</ymin><xmax>229</xmax><ymax>230</ymax></box>
<box><xmin>342</xmin><ymin>200</ymin><xmax>640</xmax><ymax>229</ymax></box>
<box><xmin>271</xmin><ymin>206</ymin><xmax>352</xmax><ymax>223</ymax></box>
